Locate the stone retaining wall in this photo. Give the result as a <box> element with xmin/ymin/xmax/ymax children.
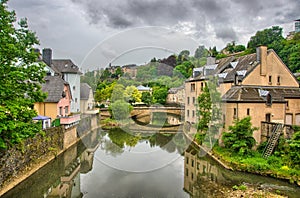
<box><xmin>0</xmin><ymin>126</ymin><xmax>64</xmax><ymax>187</ymax></box>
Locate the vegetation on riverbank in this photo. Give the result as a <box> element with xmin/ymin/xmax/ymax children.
<box><xmin>210</xmin><ymin>117</ymin><xmax>300</xmax><ymax>185</ymax></box>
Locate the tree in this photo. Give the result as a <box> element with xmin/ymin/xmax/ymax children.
<box><xmin>141</xmin><ymin>92</ymin><xmax>152</xmax><ymax>105</ymax></box>
<box><xmin>288</xmin><ymin>131</ymin><xmax>300</xmax><ymax>168</ymax></box>
<box><xmin>194</xmin><ymin>45</ymin><xmax>207</xmax><ymax>59</ymax></box>
<box><xmin>152</xmin><ymin>86</ymin><xmax>168</xmax><ymax>104</ymax></box>
<box><xmin>124</xmin><ymin>86</ymin><xmax>142</xmax><ymax>104</ymax></box>
<box><xmin>110</xmin><ymin>84</ymin><xmax>125</xmax><ymax>102</ymax></box>
<box><xmin>0</xmin><ymin>0</ymin><xmax>46</xmax><ymax>148</ymax></box>
<box><xmin>108</xmin><ymin>100</ymin><xmax>133</xmax><ymax>121</ymax></box>
<box><xmin>196</xmin><ymin>78</ymin><xmax>222</xmax><ymax>146</ymax></box>
<box><xmin>247</xmin><ymin>26</ymin><xmax>284</xmax><ymax>53</ymax></box>
<box><xmin>222</xmin><ymin>117</ymin><xmax>257</xmax><ymax>156</ymax></box>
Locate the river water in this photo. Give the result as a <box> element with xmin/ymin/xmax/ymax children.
<box><xmin>2</xmin><ymin>123</ymin><xmax>300</xmax><ymax>197</ymax></box>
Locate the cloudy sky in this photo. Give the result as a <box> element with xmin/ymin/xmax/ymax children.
<box><xmin>8</xmin><ymin>0</ymin><xmax>299</xmax><ymax>71</ymax></box>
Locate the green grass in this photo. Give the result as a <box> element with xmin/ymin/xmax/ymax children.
<box><xmin>213</xmin><ymin>145</ymin><xmax>300</xmax><ymax>184</ymax></box>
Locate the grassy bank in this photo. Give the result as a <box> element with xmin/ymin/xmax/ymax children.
<box><xmin>212</xmin><ymin>145</ymin><xmax>300</xmax><ymax>186</ymax></box>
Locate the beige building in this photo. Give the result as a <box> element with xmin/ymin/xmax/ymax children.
<box><xmin>185</xmin><ymin>46</ymin><xmax>300</xmax><ymax>144</ymax></box>
<box><xmin>80</xmin><ymin>83</ymin><xmax>95</xmax><ymax>113</ymax></box>
<box><xmin>166</xmin><ymin>85</ymin><xmax>185</xmax><ymax>106</ymax></box>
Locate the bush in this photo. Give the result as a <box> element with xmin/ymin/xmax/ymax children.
<box><xmin>222</xmin><ymin>117</ymin><xmax>257</xmax><ymax>156</ymax></box>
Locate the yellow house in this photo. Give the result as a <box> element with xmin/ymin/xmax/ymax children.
<box><xmin>34</xmin><ymin>76</ymin><xmax>72</xmax><ymax>120</ymax></box>
<box><xmin>185</xmin><ymin>46</ymin><xmax>300</xmax><ymax>144</ymax></box>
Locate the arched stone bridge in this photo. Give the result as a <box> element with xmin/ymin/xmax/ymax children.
<box><xmin>131</xmin><ymin>106</ymin><xmax>185</xmax><ymax>119</ymax></box>
<box><xmin>100</xmin><ymin>106</ymin><xmax>185</xmax><ymax>119</ymax></box>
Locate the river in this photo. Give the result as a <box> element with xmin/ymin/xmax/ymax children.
<box><xmin>2</xmin><ymin>114</ymin><xmax>300</xmax><ymax>197</ymax></box>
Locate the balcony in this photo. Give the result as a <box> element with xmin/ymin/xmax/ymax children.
<box><xmin>60</xmin><ymin>114</ymin><xmax>81</xmax><ymax>125</ymax></box>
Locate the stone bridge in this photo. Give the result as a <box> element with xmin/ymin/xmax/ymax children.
<box><xmin>131</xmin><ymin>106</ymin><xmax>184</xmax><ymax>118</ymax></box>
<box><xmin>100</xmin><ymin>106</ymin><xmax>185</xmax><ymax>119</ymax></box>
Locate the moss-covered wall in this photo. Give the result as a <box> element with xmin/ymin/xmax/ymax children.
<box><xmin>0</xmin><ymin>126</ymin><xmax>64</xmax><ymax>187</ymax></box>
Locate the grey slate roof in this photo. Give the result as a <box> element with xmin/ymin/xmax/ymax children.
<box><xmin>222</xmin><ymin>86</ymin><xmax>300</xmax><ymax>103</ymax></box>
<box><xmin>80</xmin><ymin>83</ymin><xmax>91</xmax><ymax>100</ymax></box>
<box><xmin>168</xmin><ymin>85</ymin><xmax>184</xmax><ymax>94</ymax></box>
<box><xmin>42</xmin><ymin>76</ymin><xmax>71</xmax><ymax>102</ymax></box>
<box><xmin>51</xmin><ymin>59</ymin><xmax>82</xmax><ymax>74</ymax></box>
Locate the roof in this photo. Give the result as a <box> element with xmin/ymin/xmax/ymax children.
<box><xmin>222</xmin><ymin>86</ymin><xmax>300</xmax><ymax>103</ymax></box>
<box><xmin>80</xmin><ymin>83</ymin><xmax>92</xmax><ymax>100</ymax></box>
<box><xmin>168</xmin><ymin>85</ymin><xmax>184</xmax><ymax>94</ymax></box>
<box><xmin>42</xmin><ymin>76</ymin><xmax>70</xmax><ymax>102</ymax></box>
<box><xmin>137</xmin><ymin>85</ymin><xmax>151</xmax><ymax>91</ymax></box>
<box><xmin>51</xmin><ymin>59</ymin><xmax>82</xmax><ymax>74</ymax></box>
<box><xmin>32</xmin><ymin>115</ymin><xmax>51</xmax><ymax>120</ymax></box>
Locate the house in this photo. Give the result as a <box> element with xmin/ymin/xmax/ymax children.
<box><xmin>122</xmin><ymin>64</ymin><xmax>137</xmax><ymax>78</ymax></box>
<box><xmin>136</xmin><ymin>85</ymin><xmax>152</xmax><ymax>93</ymax></box>
<box><xmin>80</xmin><ymin>83</ymin><xmax>95</xmax><ymax>113</ymax></box>
<box><xmin>34</xmin><ymin>76</ymin><xmax>72</xmax><ymax>120</ymax></box>
<box><xmin>42</xmin><ymin>48</ymin><xmax>82</xmax><ymax>113</ymax></box>
<box><xmin>185</xmin><ymin>46</ymin><xmax>300</xmax><ymax>144</ymax></box>
<box><xmin>166</xmin><ymin>85</ymin><xmax>185</xmax><ymax>106</ymax></box>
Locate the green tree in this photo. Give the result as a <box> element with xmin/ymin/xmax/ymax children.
<box><xmin>289</xmin><ymin>131</ymin><xmax>300</xmax><ymax>167</ymax></box>
<box><xmin>110</xmin><ymin>84</ymin><xmax>125</xmax><ymax>102</ymax></box>
<box><xmin>152</xmin><ymin>86</ymin><xmax>168</xmax><ymax>104</ymax></box>
<box><xmin>196</xmin><ymin>78</ymin><xmax>222</xmax><ymax>146</ymax></box>
<box><xmin>222</xmin><ymin>117</ymin><xmax>257</xmax><ymax>156</ymax></box>
<box><xmin>247</xmin><ymin>26</ymin><xmax>284</xmax><ymax>53</ymax></box>
<box><xmin>194</xmin><ymin>45</ymin><xmax>207</xmax><ymax>59</ymax></box>
<box><xmin>0</xmin><ymin>0</ymin><xmax>46</xmax><ymax>148</ymax></box>
<box><xmin>141</xmin><ymin>92</ymin><xmax>153</xmax><ymax>105</ymax></box>
<box><xmin>124</xmin><ymin>85</ymin><xmax>142</xmax><ymax>104</ymax></box>
<box><xmin>94</xmin><ymin>81</ymin><xmax>116</xmax><ymax>103</ymax></box>
<box><xmin>108</xmin><ymin>100</ymin><xmax>133</xmax><ymax>121</ymax></box>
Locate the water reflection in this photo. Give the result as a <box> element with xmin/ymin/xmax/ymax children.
<box><xmin>3</xmin><ymin>128</ymin><xmax>300</xmax><ymax>198</ymax></box>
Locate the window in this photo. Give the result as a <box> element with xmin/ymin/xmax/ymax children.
<box><xmin>197</xmin><ymin>162</ymin><xmax>200</xmax><ymax>170</ymax></box>
<box><xmin>286</xmin><ymin>100</ymin><xmax>289</xmax><ymax>109</ymax></box>
<box><xmin>247</xmin><ymin>108</ymin><xmax>250</xmax><ymax>116</ymax></box>
<box><xmin>65</xmin><ymin>106</ymin><xmax>69</xmax><ymax>114</ymax></box>
<box><xmin>75</xmin><ymin>98</ymin><xmax>78</xmax><ymax>103</ymax></box>
<box><xmin>266</xmin><ymin>113</ymin><xmax>271</xmax><ymax>122</ymax></box>
<box><xmin>187</xmin><ymin>97</ymin><xmax>190</xmax><ymax>105</ymax></box>
<box><xmin>234</xmin><ymin>108</ymin><xmax>237</xmax><ymax>118</ymax></box>
<box><xmin>186</xmin><ymin>157</ymin><xmax>189</xmax><ymax>164</ymax></box>
<box><xmin>73</xmin><ymin>86</ymin><xmax>76</xmax><ymax>91</ymax></box>
<box><xmin>193</xmin><ymin>97</ymin><xmax>195</xmax><ymax>104</ymax></box>
<box><xmin>192</xmin><ymin>110</ymin><xmax>195</xmax><ymax>117</ymax></box>
<box><xmin>185</xmin><ymin>168</ymin><xmax>189</xmax><ymax>177</ymax></box>
<box><xmin>191</xmin><ymin>159</ymin><xmax>194</xmax><ymax>167</ymax></box>
<box><xmin>277</xmin><ymin>76</ymin><xmax>281</xmax><ymax>85</ymax></box>
<box><xmin>191</xmin><ymin>173</ymin><xmax>194</xmax><ymax>180</ymax></box>
<box><xmin>200</xmin><ymin>82</ymin><xmax>204</xmax><ymax>91</ymax></box>
<box><xmin>266</xmin><ymin>93</ymin><xmax>272</xmax><ymax>106</ymax></box>
<box><xmin>269</xmin><ymin>75</ymin><xmax>272</xmax><ymax>84</ymax></box>
<box><xmin>191</xmin><ymin>83</ymin><xmax>195</xmax><ymax>92</ymax></box>
<box><xmin>187</xmin><ymin>110</ymin><xmax>190</xmax><ymax>117</ymax></box>
<box><xmin>59</xmin><ymin>107</ymin><xmax>63</xmax><ymax>116</ymax></box>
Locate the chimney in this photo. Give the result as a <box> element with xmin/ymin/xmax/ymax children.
<box><xmin>206</xmin><ymin>56</ymin><xmax>216</xmax><ymax>65</ymax></box>
<box><xmin>42</xmin><ymin>48</ymin><xmax>52</xmax><ymax>66</ymax></box>
<box><xmin>257</xmin><ymin>46</ymin><xmax>267</xmax><ymax>76</ymax></box>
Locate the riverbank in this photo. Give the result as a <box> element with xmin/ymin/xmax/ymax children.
<box><xmin>0</xmin><ymin>136</ymin><xmax>81</xmax><ymax>197</ymax></box>
<box><xmin>212</xmin><ymin>145</ymin><xmax>300</xmax><ymax>186</ymax></box>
